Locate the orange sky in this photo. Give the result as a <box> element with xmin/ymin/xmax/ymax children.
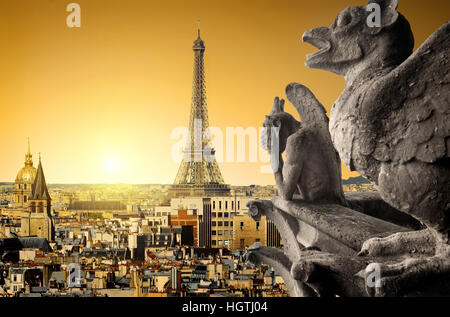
<box><xmin>0</xmin><ymin>0</ymin><xmax>448</xmax><ymax>185</ymax></box>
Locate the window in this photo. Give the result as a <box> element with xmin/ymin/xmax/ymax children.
<box><xmin>218</xmin><ymin>221</ymin><xmax>223</xmax><ymax>226</ymax></box>
<box><xmin>238</xmin><ymin>201</ymin><xmax>240</xmax><ymax>210</ymax></box>
<box><xmin>24</xmin><ymin>196</ymin><xmax>27</xmax><ymax>203</ymax></box>
<box><xmin>212</xmin><ymin>212</ymin><xmax>216</xmax><ymax>218</ymax></box>
<box><xmin>240</xmin><ymin>222</ymin><xmax>244</xmax><ymax>230</ymax></box>
<box><xmin>218</xmin><ymin>212</ymin><xmax>223</xmax><ymax>218</ymax></box>
<box><xmin>212</xmin><ymin>230</ymin><xmax>217</xmax><ymax>236</ymax></box>
<box><xmin>212</xmin><ymin>240</ymin><xmax>217</xmax><ymax>246</ymax></box>
<box><xmin>24</xmin><ymin>184</ymin><xmax>27</xmax><ymax>190</ymax></box>
<box><xmin>225</xmin><ymin>201</ymin><xmax>228</xmax><ymax>210</ymax></box>
<box><xmin>224</xmin><ymin>221</ymin><xmax>229</xmax><ymax>226</ymax></box>
<box><xmin>218</xmin><ymin>240</ymin><xmax>223</xmax><ymax>246</ymax></box>
<box><xmin>256</xmin><ymin>238</ymin><xmax>260</xmax><ymax>243</ymax></box>
<box><xmin>218</xmin><ymin>230</ymin><xmax>223</xmax><ymax>236</ymax></box>
<box><xmin>212</xmin><ymin>221</ymin><xmax>216</xmax><ymax>226</ymax></box>
<box><xmin>230</xmin><ymin>221</ymin><xmax>233</xmax><ymax>226</ymax></box>
<box><xmin>232</xmin><ymin>201</ymin><xmax>234</xmax><ymax>210</ymax></box>
<box><xmin>256</xmin><ymin>222</ymin><xmax>260</xmax><ymax>231</ymax></box>
<box><xmin>219</xmin><ymin>201</ymin><xmax>222</xmax><ymax>210</ymax></box>
<box><xmin>213</xmin><ymin>201</ymin><xmax>216</xmax><ymax>210</ymax></box>
<box><xmin>13</xmin><ymin>275</ymin><xmax>17</xmax><ymax>282</ymax></box>
<box><xmin>224</xmin><ymin>212</ymin><xmax>229</xmax><ymax>218</ymax></box>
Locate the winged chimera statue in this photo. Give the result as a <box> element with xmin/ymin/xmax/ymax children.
<box><xmin>304</xmin><ymin>0</ymin><xmax>449</xmax><ymax>262</ymax></box>
<box><xmin>247</xmin><ymin>0</ymin><xmax>449</xmax><ymax>297</ymax></box>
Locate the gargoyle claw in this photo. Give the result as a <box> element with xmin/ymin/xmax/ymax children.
<box><xmin>357</xmin><ymin>250</ymin><xmax>369</xmax><ymax>257</ymax></box>
<box><xmin>359</xmin><ymin>256</ymin><xmax>450</xmax><ymax>297</ymax></box>
<box><xmin>359</xmin><ymin>230</ymin><xmax>436</xmax><ymax>258</ymax></box>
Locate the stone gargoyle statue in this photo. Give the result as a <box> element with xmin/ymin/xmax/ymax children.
<box><xmin>245</xmin><ymin>0</ymin><xmax>450</xmax><ymax>297</ymax></box>
<box><xmin>301</xmin><ymin>0</ymin><xmax>450</xmax><ymax>294</ymax></box>
<box><xmin>261</xmin><ymin>88</ymin><xmax>346</xmax><ymax>204</ymax></box>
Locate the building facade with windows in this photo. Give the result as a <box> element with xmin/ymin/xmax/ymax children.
<box><xmin>170</xmin><ymin>196</ymin><xmax>257</xmax><ymax>249</ymax></box>
<box><xmin>231</xmin><ymin>214</ymin><xmax>266</xmax><ymax>250</ymax></box>
<box><xmin>168</xmin><ymin>196</ymin><xmax>280</xmax><ymax>250</ymax></box>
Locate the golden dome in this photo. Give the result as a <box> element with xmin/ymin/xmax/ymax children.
<box><xmin>15</xmin><ymin>140</ymin><xmax>37</xmax><ymax>183</ymax></box>
<box><xmin>16</xmin><ymin>165</ymin><xmax>37</xmax><ymax>183</ymax></box>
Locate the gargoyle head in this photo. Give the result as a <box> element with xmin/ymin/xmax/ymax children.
<box><xmin>262</xmin><ymin>97</ymin><xmax>300</xmax><ymax>154</ymax></box>
<box><xmin>303</xmin><ymin>0</ymin><xmax>414</xmax><ymax>76</ymax></box>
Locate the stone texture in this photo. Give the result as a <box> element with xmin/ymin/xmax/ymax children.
<box><xmin>246</xmin><ymin>198</ymin><xmax>449</xmax><ymax>297</ymax></box>
<box><xmin>345</xmin><ymin>192</ymin><xmax>423</xmax><ymax>230</ymax></box>
<box><xmin>272</xmin><ymin>196</ymin><xmax>408</xmax><ymax>254</ymax></box>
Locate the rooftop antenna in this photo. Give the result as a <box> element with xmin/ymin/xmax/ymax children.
<box><xmin>197</xmin><ymin>20</ymin><xmax>201</xmax><ymax>38</ymax></box>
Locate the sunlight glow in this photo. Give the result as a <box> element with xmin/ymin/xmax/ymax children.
<box><xmin>105</xmin><ymin>158</ymin><xmax>121</xmax><ymax>174</ymax></box>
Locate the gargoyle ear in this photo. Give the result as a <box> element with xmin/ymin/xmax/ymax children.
<box><xmin>272</xmin><ymin>97</ymin><xmax>281</xmax><ymax>113</ymax></box>
<box><xmin>279</xmin><ymin>99</ymin><xmax>285</xmax><ymax>112</ymax></box>
<box><xmin>366</xmin><ymin>0</ymin><xmax>399</xmax><ymax>34</ymax></box>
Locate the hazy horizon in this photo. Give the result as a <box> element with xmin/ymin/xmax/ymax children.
<box><xmin>0</xmin><ymin>175</ymin><xmax>368</xmax><ymax>186</ymax></box>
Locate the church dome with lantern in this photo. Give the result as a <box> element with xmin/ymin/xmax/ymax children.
<box><xmin>15</xmin><ymin>151</ymin><xmax>37</xmax><ymax>183</ymax></box>
<box><xmin>13</xmin><ymin>141</ymin><xmax>37</xmax><ymax>209</ymax></box>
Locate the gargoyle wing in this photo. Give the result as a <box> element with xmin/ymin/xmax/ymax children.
<box><xmin>363</xmin><ymin>21</ymin><xmax>450</xmax><ymax>164</ymax></box>
<box><xmin>285</xmin><ymin>82</ymin><xmax>346</xmax><ymax>205</ymax></box>
<box><xmin>285</xmin><ymin>82</ymin><xmax>330</xmax><ymax>134</ymax></box>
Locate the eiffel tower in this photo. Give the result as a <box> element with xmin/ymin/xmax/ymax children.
<box><xmin>170</xmin><ymin>23</ymin><xmax>230</xmax><ymax>198</ymax></box>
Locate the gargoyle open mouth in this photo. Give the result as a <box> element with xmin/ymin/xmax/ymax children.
<box><xmin>303</xmin><ymin>35</ymin><xmax>331</xmax><ymax>60</ymax></box>
<box><xmin>302</xmin><ymin>27</ymin><xmax>332</xmax><ymax>65</ymax></box>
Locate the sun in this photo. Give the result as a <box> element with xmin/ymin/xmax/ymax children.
<box><xmin>105</xmin><ymin>158</ymin><xmax>121</xmax><ymax>174</ymax></box>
